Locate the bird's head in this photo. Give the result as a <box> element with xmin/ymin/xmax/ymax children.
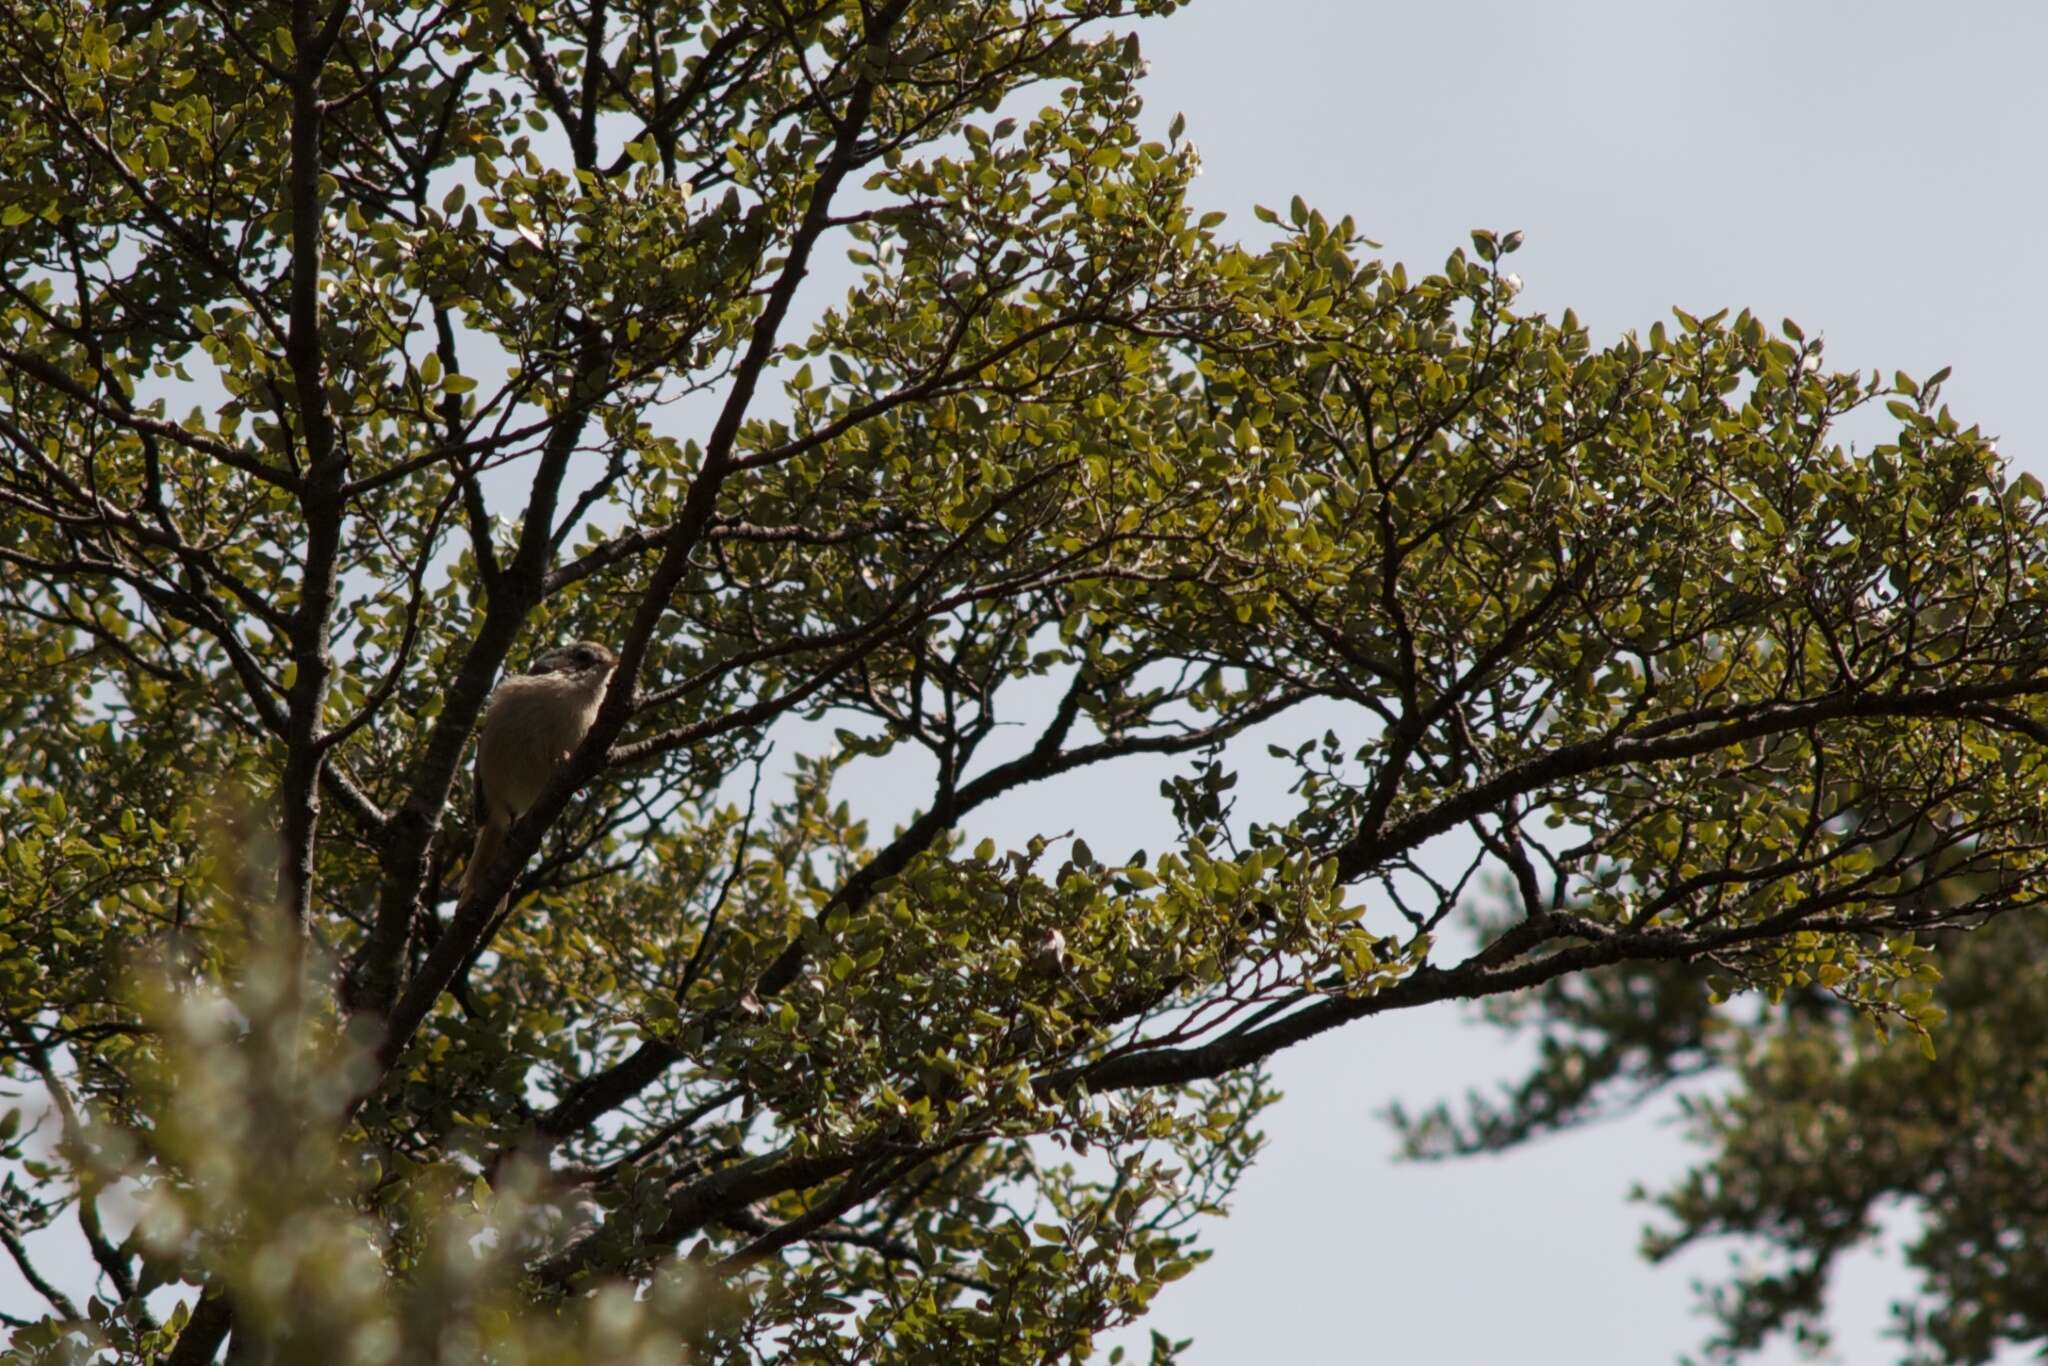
<box><xmin>530</xmin><ymin>640</ymin><xmax>620</xmax><ymax>678</ymax></box>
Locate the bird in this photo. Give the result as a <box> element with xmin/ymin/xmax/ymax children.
<box><xmin>459</xmin><ymin>640</ymin><xmax>620</xmax><ymax>914</ymax></box>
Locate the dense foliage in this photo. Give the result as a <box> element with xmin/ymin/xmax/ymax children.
<box><xmin>5</xmin><ymin>1</ymin><xmax>2048</xmax><ymax>1361</ymax></box>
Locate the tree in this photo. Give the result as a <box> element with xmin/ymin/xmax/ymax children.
<box><xmin>1397</xmin><ymin>884</ymin><xmax>2048</xmax><ymax>1364</ymax></box>
<box><xmin>4</xmin><ymin>1</ymin><xmax>2048</xmax><ymax>1361</ymax></box>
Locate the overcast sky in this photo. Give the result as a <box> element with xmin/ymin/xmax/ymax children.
<box><xmin>1095</xmin><ymin>2</ymin><xmax>2048</xmax><ymax>1361</ymax></box>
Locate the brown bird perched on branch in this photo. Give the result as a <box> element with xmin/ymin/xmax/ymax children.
<box><xmin>460</xmin><ymin>640</ymin><xmax>619</xmax><ymax>913</ymax></box>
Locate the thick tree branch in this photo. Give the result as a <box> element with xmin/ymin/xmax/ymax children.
<box><xmin>166</xmin><ymin>1294</ymin><xmax>234</xmax><ymax>1366</ymax></box>
<box><xmin>1333</xmin><ymin>673</ymin><xmax>2048</xmax><ymax>883</ymax></box>
<box><xmin>362</xmin><ymin>2</ymin><xmax>911</xmax><ymax>1075</ymax></box>
<box><xmin>1058</xmin><ymin>891</ymin><xmax>2038</xmax><ymax>1099</ymax></box>
<box><xmin>534</xmin><ymin>685</ymin><xmax>1309</xmax><ymax>1146</ymax></box>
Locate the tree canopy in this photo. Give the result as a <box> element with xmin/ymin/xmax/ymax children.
<box><xmin>4</xmin><ymin>1</ymin><xmax>2048</xmax><ymax>1362</ymax></box>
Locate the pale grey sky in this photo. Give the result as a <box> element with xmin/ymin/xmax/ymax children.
<box><xmin>1103</xmin><ymin>2</ymin><xmax>2048</xmax><ymax>1361</ymax></box>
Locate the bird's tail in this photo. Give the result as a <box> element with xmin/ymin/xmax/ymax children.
<box><xmin>460</xmin><ymin>818</ymin><xmax>512</xmax><ymax>917</ymax></box>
